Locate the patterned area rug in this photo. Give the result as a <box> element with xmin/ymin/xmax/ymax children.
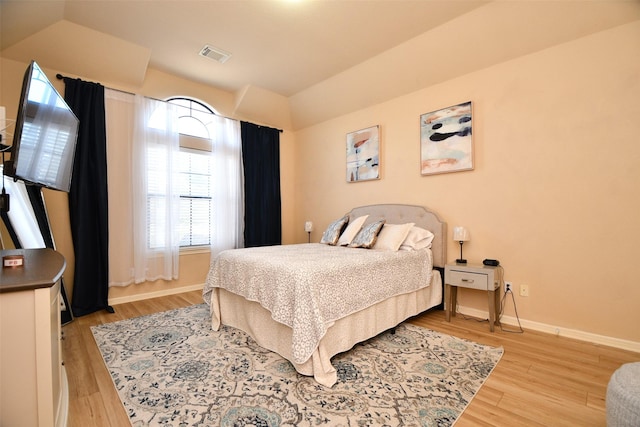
<box><xmin>91</xmin><ymin>304</ymin><xmax>503</xmax><ymax>426</ymax></box>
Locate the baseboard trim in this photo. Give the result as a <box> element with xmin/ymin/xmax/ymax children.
<box><xmin>108</xmin><ymin>283</ymin><xmax>205</xmax><ymax>306</ymax></box>
<box><xmin>109</xmin><ymin>288</ymin><xmax>639</xmax><ymax>353</ymax></box>
<box><xmin>458</xmin><ymin>305</ymin><xmax>640</xmax><ymax>353</ymax></box>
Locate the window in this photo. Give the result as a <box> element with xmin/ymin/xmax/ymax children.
<box><xmin>167</xmin><ymin>97</ymin><xmax>217</xmax><ymax>248</ymax></box>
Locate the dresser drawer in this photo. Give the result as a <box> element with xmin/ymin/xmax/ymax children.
<box><xmin>448</xmin><ymin>270</ymin><xmax>489</xmax><ymax>290</ymax></box>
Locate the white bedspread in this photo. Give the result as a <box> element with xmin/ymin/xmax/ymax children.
<box><xmin>203</xmin><ymin>243</ymin><xmax>433</xmax><ymax>364</ymax></box>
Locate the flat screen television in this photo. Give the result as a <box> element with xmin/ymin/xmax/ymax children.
<box><xmin>3</xmin><ymin>60</ymin><xmax>79</xmax><ymax>192</ymax></box>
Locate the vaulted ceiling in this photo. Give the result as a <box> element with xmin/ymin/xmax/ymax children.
<box><xmin>2</xmin><ymin>1</ymin><xmax>639</xmax><ymax>129</ymax></box>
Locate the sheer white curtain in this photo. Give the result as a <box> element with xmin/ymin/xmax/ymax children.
<box><xmin>105</xmin><ymin>90</ymin><xmax>134</xmax><ymax>286</ymax></box>
<box><xmin>132</xmin><ymin>95</ymin><xmax>180</xmax><ymax>282</ymax></box>
<box><xmin>105</xmin><ymin>90</ymin><xmax>180</xmax><ymax>286</ymax></box>
<box><xmin>208</xmin><ymin>114</ymin><xmax>244</xmax><ymax>257</ymax></box>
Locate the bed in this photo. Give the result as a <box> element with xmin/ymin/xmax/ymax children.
<box><xmin>203</xmin><ymin>203</ymin><xmax>447</xmax><ymax>387</ymax></box>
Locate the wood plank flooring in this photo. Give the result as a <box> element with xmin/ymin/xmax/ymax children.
<box><xmin>62</xmin><ymin>290</ymin><xmax>639</xmax><ymax>426</ymax></box>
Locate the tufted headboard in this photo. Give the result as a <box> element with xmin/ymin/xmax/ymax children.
<box><xmin>347</xmin><ymin>204</ymin><xmax>447</xmax><ymax>268</ymax></box>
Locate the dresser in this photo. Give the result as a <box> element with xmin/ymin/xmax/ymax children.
<box><xmin>0</xmin><ymin>248</ymin><xmax>68</xmax><ymax>427</ymax></box>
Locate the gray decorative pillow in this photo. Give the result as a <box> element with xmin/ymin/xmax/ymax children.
<box><xmin>320</xmin><ymin>215</ymin><xmax>349</xmax><ymax>245</ymax></box>
<box><xmin>349</xmin><ymin>219</ymin><xmax>386</xmax><ymax>248</ymax></box>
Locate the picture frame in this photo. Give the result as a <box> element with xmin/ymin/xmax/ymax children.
<box><xmin>420</xmin><ymin>101</ymin><xmax>473</xmax><ymax>175</ymax></box>
<box><xmin>346</xmin><ymin>125</ymin><xmax>380</xmax><ymax>182</ymax></box>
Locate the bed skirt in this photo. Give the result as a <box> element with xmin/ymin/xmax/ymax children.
<box><xmin>209</xmin><ymin>270</ymin><xmax>442</xmax><ymax>387</ymax></box>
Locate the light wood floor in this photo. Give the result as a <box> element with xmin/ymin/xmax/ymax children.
<box><xmin>62</xmin><ymin>290</ymin><xmax>638</xmax><ymax>426</ymax></box>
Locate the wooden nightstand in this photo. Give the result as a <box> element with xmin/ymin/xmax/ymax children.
<box><xmin>445</xmin><ymin>263</ymin><xmax>501</xmax><ymax>332</ymax></box>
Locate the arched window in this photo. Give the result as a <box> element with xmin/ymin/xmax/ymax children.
<box><xmin>168</xmin><ymin>97</ymin><xmax>217</xmax><ymax>138</ymax></box>
<box><xmin>167</xmin><ymin>97</ymin><xmax>216</xmax><ymax>248</ymax></box>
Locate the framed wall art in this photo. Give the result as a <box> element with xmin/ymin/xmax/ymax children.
<box><xmin>420</xmin><ymin>101</ymin><xmax>473</xmax><ymax>175</ymax></box>
<box><xmin>346</xmin><ymin>125</ymin><xmax>380</xmax><ymax>182</ymax></box>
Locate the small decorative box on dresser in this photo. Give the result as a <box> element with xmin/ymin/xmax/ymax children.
<box><xmin>0</xmin><ymin>248</ymin><xmax>68</xmax><ymax>427</ymax></box>
<box><xmin>444</xmin><ymin>263</ymin><xmax>501</xmax><ymax>332</ymax></box>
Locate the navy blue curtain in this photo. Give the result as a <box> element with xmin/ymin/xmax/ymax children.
<box><xmin>62</xmin><ymin>78</ymin><xmax>112</xmax><ymax>316</ymax></box>
<box><xmin>240</xmin><ymin>122</ymin><xmax>281</xmax><ymax>247</ymax></box>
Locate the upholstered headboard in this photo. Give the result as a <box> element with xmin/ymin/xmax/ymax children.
<box><xmin>347</xmin><ymin>204</ymin><xmax>447</xmax><ymax>268</ymax></box>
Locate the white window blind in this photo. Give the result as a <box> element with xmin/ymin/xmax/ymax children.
<box><xmin>177</xmin><ymin>148</ymin><xmax>212</xmax><ymax>247</ymax></box>
<box><xmin>164</xmin><ymin>97</ymin><xmax>216</xmax><ymax>249</ymax></box>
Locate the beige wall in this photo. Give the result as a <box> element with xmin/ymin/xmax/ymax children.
<box><xmin>293</xmin><ymin>21</ymin><xmax>640</xmax><ymax>344</ymax></box>
<box><xmin>2</xmin><ymin>19</ymin><xmax>638</xmax><ymax>346</ymax></box>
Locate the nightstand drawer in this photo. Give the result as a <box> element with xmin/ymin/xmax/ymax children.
<box><xmin>448</xmin><ymin>270</ymin><xmax>489</xmax><ymax>290</ymax></box>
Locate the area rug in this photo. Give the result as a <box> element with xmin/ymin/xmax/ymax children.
<box><xmin>91</xmin><ymin>304</ymin><xmax>503</xmax><ymax>426</ymax></box>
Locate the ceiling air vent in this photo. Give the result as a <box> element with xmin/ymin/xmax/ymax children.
<box><xmin>199</xmin><ymin>45</ymin><xmax>232</xmax><ymax>64</ymax></box>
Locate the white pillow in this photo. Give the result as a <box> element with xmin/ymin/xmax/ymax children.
<box><xmin>373</xmin><ymin>222</ymin><xmax>415</xmax><ymax>251</ymax></box>
<box><xmin>399</xmin><ymin>226</ymin><xmax>435</xmax><ymax>251</ymax></box>
<box><xmin>337</xmin><ymin>215</ymin><xmax>368</xmax><ymax>246</ymax></box>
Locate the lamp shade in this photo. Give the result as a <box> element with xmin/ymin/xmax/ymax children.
<box><xmin>453</xmin><ymin>226</ymin><xmax>470</xmax><ymax>242</ymax></box>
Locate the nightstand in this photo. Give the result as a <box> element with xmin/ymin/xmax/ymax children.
<box><xmin>445</xmin><ymin>263</ymin><xmax>501</xmax><ymax>332</ymax></box>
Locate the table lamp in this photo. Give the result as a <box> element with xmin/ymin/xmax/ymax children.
<box><xmin>453</xmin><ymin>226</ymin><xmax>470</xmax><ymax>264</ymax></box>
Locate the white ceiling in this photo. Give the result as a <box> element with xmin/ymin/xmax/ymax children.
<box><xmin>1</xmin><ymin>0</ymin><xmax>488</xmax><ymax>95</ymax></box>
<box><xmin>2</xmin><ymin>0</ymin><xmax>639</xmax><ymax>129</ymax></box>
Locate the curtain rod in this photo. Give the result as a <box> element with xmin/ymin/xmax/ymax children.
<box><xmin>55</xmin><ymin>73</ymin><xmax>283</xmax><ymax>133</ymax></box>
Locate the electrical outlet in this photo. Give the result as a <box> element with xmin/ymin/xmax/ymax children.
<box><xmin>505</xmin><ymin>281</ymin><xmax>512</xmax><ymax>293</ymax></box>
<box><xmin>520</xmin><ymin>284</ymin><xmax>529</xmax><ymax>297</ymax></box>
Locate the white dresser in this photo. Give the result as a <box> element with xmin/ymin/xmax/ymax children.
<box><xmin>0</xmin><ymin>248</ymin><xmax>68</xmax><ymax>427</ymax></box>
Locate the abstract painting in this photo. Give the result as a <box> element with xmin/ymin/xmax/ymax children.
<box><xmin>420</xmin><ymin>101</ymin><xmax>473</xmax><ymax>175</ymax></box>
<box><xmin>346</xmin><ymin>125</ymin><xmax>380</xmax><ymax>182</ymax></box>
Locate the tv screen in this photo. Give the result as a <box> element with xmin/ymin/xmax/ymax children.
<box><xmin>4</xmin><ymin>60</ymin><xmax>79</xmax><ymax>192</ymax></box>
